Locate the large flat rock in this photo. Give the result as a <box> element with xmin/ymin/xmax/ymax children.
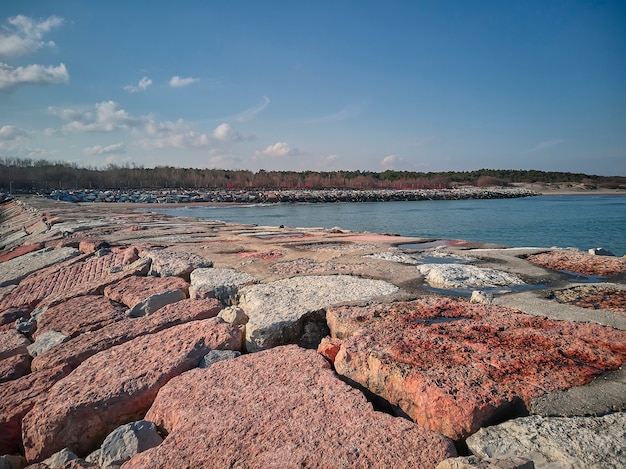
<box><xmin>0</xmin><ymin>247</ymin><xmax>79</xmax><ymax>287</ymax></box>
<box><xmin>189</xmin><ymin>267</ymin><xmax>257</xmax><ymax>304</ymax></box>
<box><xmin>32</xmin><ymin>298</ymin><xmax>223</xmax><ymax>372</ymax></box>
<box><xmin>466</xmin><ymin>412</ymin><xmax>626</xmax><ymax>469</ymax></box>
<box><xmin>122</xmin><ymin>345</ymin><xmax>457</xmax><ymax>468</ymax></box>
<box><xmin>140</xmin><ymin>248</ymin><xmax>212</xmax><ymax>279</ymax></box>
<box><xmin>417</xmin><ymin>263</ymin><xmax>526</xmax><ymax>289</ymax></box>
<box><xmin>526</xmin><ymin>250</ymin><xmax>626</xmax><ymax>277</ymax></box>
<box><xmin>0</xmin><ymin>329</ymin><xmax>30</xmax><ymax>360</ymax></box>
<box><xmin>22</xmin><ymin>317</ymin><xmax>242</xmax><ymax>462</ymax></box>
<box><xmin>324</xmin><ymin>297</ymin><xmax>626</xmax><ymax>440</ymax></box>
<box><xmin>238</xmin><ymin>275</ymin><xmax>399</xmax><ymax>352</ymax></box>
<box><xmin>103</xmin><ymin>276</ymin><xmax>188</xmax><ymax>316</ymax></box>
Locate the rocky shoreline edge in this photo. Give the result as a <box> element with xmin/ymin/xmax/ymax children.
<box><xmin>1</xmin><ymin>196</ymin><xmax>625</xmax><ymax>469</ymax></box>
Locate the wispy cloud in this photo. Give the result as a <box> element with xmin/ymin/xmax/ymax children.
<box><xmin>233</xmin><ymin>96</ymin><xmax>270</xmax><ymax>122</ymax></box>
<box><xmin>380</xmin><ymin>154</ymin><xmax>406</xmax><ymax>169</ymax></box>
<box><xmin>0</xmin><ymin>15</ymin><xmax>64</xmax><ymax>58</ymax></box>
<box><xmin>84</xmin><ymin>142</ymin><xmax>126</xmax><ymax>155</ymax></box>
<box><xmin>254</xmin><ymin>141</ymin><xmax>298</xmax><ymax>159</ymax></box>
<box><xmin>0</xmin><ymin>62</ymin><xmax>68</xmax><ymax>92</ymax></box>
<box><xmin>124</xmin><ymin>76</ymin><xmax>152</xmax><ymax>93</ymax></box>
<box><xmin>531</xmin><ymin>139</ymin><xmax>564</xmax><ymax>152</ymax></box>
<box><xmin>304</xmin><ymin>100</ymin><xmax>367</xmax><ymax>123</ymax></box>
<box><xmin>169</xmin><ymin>75</ymin><xmax>200</xmax><ymax>88</ymax></box>
<box><xmin>0</xmin><ymin>125</ymin><xmax>28</xmax><ymax>140</ymax></box>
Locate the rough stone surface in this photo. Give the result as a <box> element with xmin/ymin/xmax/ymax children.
<box><xmin>466</xmin><ymin>412</ymin><xmax>626</xmax><ymax>469</ymax></box>
<box><xmin>122</xmin><ymin>345</ymin><xmax>457</xmax><ymax>468</ymax></box>
<box><xmin>0</xmin><ymin>365</ymin><xmax>71</xmax><ymax>455</ymax></box>
<box><xmin>103</xmin><ymin>276</ymin><xmax>188</xmax><ymax>311</ymax></box>
<box><xmin>31</xmin><ymin>298</ymin><xmax>222</xmax><ymax>372</ymax></box>
<box><xmin>217</xmin><ymin>305</ymin><xmax>248</xmax><ymax>325</ymax></box>
<box><xmin>189</xmin><ymin>267</ymin><xmax>257</xmax><ymax>304</ymax></box>
<box><xmin>527</xmin><ymin>250</ymin><xmax>626</xmax><ymax>276</ymax></box>
<box><xmin>470</xmin><ymin>290</ymin><xmax>494</xmax><ymax>304</ymax></box>
<box><xmin>0</xmin><ymin>353</ymin><xmax>31</xmax><ymax>383</ymax></box>
<box><xmin>325</xmin><ymin>297</ymin><xmax>626</xmax><ymax>440</ymax></box>
<box><xmin>417</xmin><ymin>263</ymin><xmax>526</xmax><ymax>289</ymax></box>
<box><xmin>0</xmin><ymin>247</ymin><xmax>79</xmax><ymax>287</ymax></box>
<box><xmin>0</xmin><ymin>243</ymin><xmax>44</xmax><ymax>263</ymax></box>
<box><xmin>549</xmin><ymin>285</ymin><xmax>626</xmax><ymax>316</ymax></box>
<box><xmin>41</xmin><ymin>448</ymin><xmax>79</xmax><ymax>468</ymax></box>
<box><xmin>436</xmin><ymin>456</ymin><xmax>535</xmax><ymax>469</ymax></box>
<box><xmin>140</xmin><ymin>249</ymin><xmax>212</xmax><ymax>279</ymax></box>
<box><xmin>238</xmin><ymin>275</ymin><xmax>399</xmax><ymax>352</ymax></box>
<box><xmin>34</xmin><ymin>296</ymin><xmax>128</xmax><ymax>339</ymax></box>
<box><xmin>0</xmin><ymin>329</ymin><xmax>30</xmax><ymax>360</ymax></box>
<box><xmin>198</xmin><ymin>349</ymin><xmax>241</xmax><ymax>368</ymax></box>
<box><xmin>27</xmin><ymin>331</ymin><xmax>68</xmax><ymax>358</ymax></box>
<box><xmin>85</xmin><ymin>420</ymin><xmax>162</xmax><ymax>469</ymax></box>
<box><xmin>0</xmin><ymin>455</ymin><xmax>27</xmax><ymax>469</ymax></box>
<box><xmin>0</xmin><ymin>306</ymin><xmax>31</xmax><ymax>328</ymax></box>
<box><xmin>22</xmin><ymin>318</ymin><xmax>242</xmax><ymax>461</ymax></box>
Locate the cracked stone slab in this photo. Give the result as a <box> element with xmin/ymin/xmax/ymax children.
<box><xmin>189</xmin><ymin>267</ymin><xmax>257</xmax><ymax>305</ymax></box>
<box><xmin>0</xmin><ymin>247</ymin><xmax>79</xmax><ymax>287</ymax></box>
<box><xmin>417</xmin><ymin>263</ymin><xmax>526</xmax><ymax>289</ymax></box>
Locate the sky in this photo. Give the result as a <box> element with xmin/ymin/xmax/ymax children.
<box><xmin>1</xmin><ymin>1</ymin><xmax>625</xmax><ymax>175</ymax></box>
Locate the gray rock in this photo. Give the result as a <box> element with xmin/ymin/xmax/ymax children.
<box><xmin>466</xmin><ymin>413</ymin><xmax>626</xmax><ymax>469</ymax></box>
<box><xmin>140</xmin><ymin>249</ymin><xmax>212</xmax><ymax>280</ymax></box>
<box><xmin>217</xmin><ymin>306</ymin><xmax>248</xmax><ymax>326</ymax></box>
<box><xmin>588</xmin><ymin>247</ymin><xmax>615</xmax><ymax>256</ymax></box>
<box><xmin>86</xmin><ymin>420</ymin><xmax>163</xmax><ymax>469</ymax></box>
<box><xmin>364</xmin><ymin>251</ymin><xmax>421</xmax><ymax>264</ymax></box>
<box><xmin>470</xmin><ymin>290</ymin><xmax>494</xmax><ymax>305</ymax></box>
<box><xmin>0</xmin><ymin>329</ymin><xmax>30</xmax><ymax>360</ymax></box>
<box><xmin>417</xmin><ymin>263</ymin><xmax>526</xmax><ymax>289</ymax></box>
<box><xmin>238</xmin><ymin>275</ymin><xmax>399</xmax><ymax>352</ymax></box>
<box><xmin>26</xmin><ymin>330</ymin><xmax>68</xmax><ymax>357</ymax></box>
<box><xmin>189</xmin><ymin>267</ymin><xmax>257</xmax><ymax>305</ymax></box>
<box><xmin>127</xmin><ymin>290</ymin><xmax>187</xmax><ymax>317</ymax></box>
<box><xmin>41</xmin><ymin>447</ymin><xmax>79</xmax><ymax>468</ymax></box>
<box><xmin>0</xmin><ymin>247</ymin><xmax>79</xmax><ymax>287</ymax></box>
<box><xmin>15</xmin><ymin>317</ymin><xmax>37</xmax><ymax>337</ymax></box>
<box><xmin>0</xmin><ymin>455</ymin><xmax>26</xmax><ymax>469</ymax></box>
<box><xmin>199</xmin><ymin>349</ymin><xmax>241</xmax><ymax>368</ymax></box>
<box><xmin>436</xmin><ymin>455</ymin><xmax>535</xmax><ymax>469</ymax></box>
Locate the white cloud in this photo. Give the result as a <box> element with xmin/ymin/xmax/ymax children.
<box><xmin>255</xmin><ymin>142</ymin><xmax>299</xmax><ymax>159</ymax></box>
<box><xmin>169</xmin><ymin>75</ymin><xmax>200</xmax><ymax>88</ymax></box>
<box><xmin>52</xmin><ymin>101</ymin><xmax>148</xmax><ymax>133</ymax></box>
<box><xmin>206</xmin><ymin>150</ymin><xmax>243</xmax><ymax>169</ymax></box>
<box><xmin>0</xmin><ymin>125</ymin><xmax>28</xmax><ymax>140</ymax></box>
<box><xmin>84</xmin><ymin>142</ymin><xmax>126</xmax><ymax>155</ymax></box>
<box><xmin>531</xmin><ymin>139</ymin><xmax>564</xmax><ymax>152</ymax></box>
<box><xmin>234</xmin><ymin>96</ymin><xmax>270</xmax><ymax>122</ymax></box>
<box><xmin>142</xmin><ymin>119</ymin><xmax>210</xmax><ymax>149</ymax></box>
<box><xmin>380</xmin><ymin>154</ymin><xmax>406</xmax><ymax>169</ymax></box>
<box><xmin>213</xmin><ymin>123</ymin><xmax>243</xmax><ymax>142</ymax></box>
<box><xmin>124</xmin><ymin>76</ymin><xmax>152</xmax><ymax>93</ymax></box>
<box><xmin>0</xmin><ymin>15</ymin><xmax>64</xmax><ymax>58</ymax></box>
<box><xmin>0</xmin><ymin>62</ymin><xmax>69</xmax><ymax>92</ymax></box>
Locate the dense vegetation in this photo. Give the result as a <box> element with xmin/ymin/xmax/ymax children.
<box><xmin>1</xmin><ymin>157</ymin><xmax>624</xmax><ymax>193</ymax></box>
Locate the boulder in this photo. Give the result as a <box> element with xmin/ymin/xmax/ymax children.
<box><xmin>588</xmin><ymin>247</ymin><xmax>615</xmax><ymax>257</ymax></box>
<box><xmin>27</xmin><ymin>331</ymin><xmax>68</xmax><ymax>358</ymax></box>
<box><xmin>466</xmin><ymin>413</ymin><xmax>626</xmax><ymax>469</ymax></box>
<box><xmin>217</xmin><ymin>305</ymin><xmax>248</xmax><ymax>326</ymax></box>
<box><xmin>238</xmin><ymin>275</ymin><xmax>399</xmax><ymax>352</ymax></box>
<box><xmin>34</xmin><ymin>296</ymin><xmax>127</xmax><ymax>339</ymax></box>
<box><xmin>103</xmin><ymin>276</ymin><xmax>188</xmax><ymax>316</ymax></box>
<box><xmin>31</xmin><ymin>298</ymin><xmax>222</xmax><ymax>372</ymax></box>
<box><xmin>0</xmin><ymin>365</ymin><xmax>71</xmax><ymax>455</ymax></box>
<box><xmin>121</xmin><ymin>345</ymin><xmax>457</xmax><ymax>468</ymax></box>
<box><xmin>0</xmin><ymin>353</ymin><xmax>31</xmax><ymax>383</ymax></box>
<box><xmin>470</xmin><ymin>290</ymin><xmax>494</xmax><ymax>304</ymax></box>
<box><xmin>0</xmin><ymin>455</ymin><xmax>27</xmax><ymax>469</ymax></box>
<box><xmin>0</xmin><ymin>329</ymin><xmax>30</xmax><ymax>360</ymax></box>
<box><xmin>40</xmin><ymin>448</ymin><xmax>79</xmax><ymax>468</ymax></box>
<box><xmin>436</xmin><ymin>456</ymin><xmax>535</xmax><ymax>469</ymax></box>
<box><xmin>198</xmin><ymin>349</ymin><xmax>241</xmax><ymax>368</ymax></box>
<box><xmin>526</xmin><ymin>250</ymin><xmax>626</xmax><ymax>277</ymax></box>
<box><xmin>140</xmin><ymin>249</ymin><xmax>212</xmax><ymax>279</ymax></box>
<box><xmin>85</xmin><ymin>421</ymin><xmax>162</xmax><ymax>469</ymax></box>
<box><xmin>189</xmin><ymin>267</ymin><xmax>257</xmax><ymax>304</ymax></box>
<box><xmin>0</xmin><ymin>247</ymin><xmax>79</xmax><ymax>288</ymax></box>
<box><xmin>325</xmin><ymin>297</ymin><xmax>626</xmax><ymax>440</ymax></box>
<box><xmin>0</xmin><ymin>306</ymin><xmax>31</xmax><ymax>328</ymax></box>
<box><xmin>22</xmin><ymin>318</ymin><xmax>242</xmax><ymax>461</ymax></box>
<box><xmin>417</xmin><ymin>263</ymin><xmax>525</xmax><ymax>289</ymax></box>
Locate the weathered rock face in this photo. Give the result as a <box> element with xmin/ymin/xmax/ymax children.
<box><xmin>27</xmin><ymin>331</ymin><xmax>68</xmax><ymax>358</ymax></box>
<box><xmin>34</xmin><ymin>295</ymin><xmax>128</xmax><ymax>340</ymax></box>
<box><xmin>31</xmin><ymin>298</ymin><xmax>223</xmax><ymax>372</ymax></box>
<box><xmin>549</xmin><ymin>285</ymin><xmax>626</xmax><ymax>316</ymax></box>
<box><xmin>324</xmin><ymin>297</ymin><xmax>626</xmax><ymax>441</ymax></box>
<box><xmin>238</xmin><ymin>275</ymin><xmax>399</xmax><ymax>352</ymax></box>
<box><xmin>0</xmin><ymin>306</ymin><xmax>31</xmax><ymax>328</ymax></box>
<box><xmin>0</xmin><ymin>365</ymin><xmax>71</xmax><ymax>455</ymax></box>
<box><xmin>0</xmin><ymin>247</ymin><xmax>79</xmax><ymax>288</ymax></box>
<box><xmin>103</xmin><ymin>276</ymin><xmax>188</xmax><ymax>316</ymax></box>
<box><xmin>0</xmin><ymin>329</ymin><xmax>30</xmax><ymax>360</ymax></box>
<box><xmin>417</xmin><ymin>263</ymin><xmax>526</xmax><ymax>289</ymax></box>
<box><xmin>140</xmin><ymin>249</ymin><xmax>212</xmax><ymax>279</ymax></box>
<box><xmin>527</xmin><ymin>250</ymin><xmax>626</xmax><ymax>277</ymax></box>
<box><xmin>22</xmin><ymin>317</ymin><xmax>242</xmax><ymax>462</ymax></box>
<box><xmin>189</xmin><ymin>267</ymin><xmax>257</xmax><ymax>304</ymax></box>
<box><xmin>0</xmin><ymin>353</ymin><xmax>31</xmax><ymax>383</ymax></box>
<box><xmin>0</xmin><ymin>243</ymin><xmax>44</xmax><ymax>263</ymax></box>
<box><xmin>466</xmin><ymin>413</ymin><xmax>626</xmax><ymax>469</ymax></box>
<box><xmin>122</xmin><ymin>345</ymin><xmax>457</xmax><ymax>468</ymax></box>
<box><xmin>436</xmin><ymin>455</ymin><xmax>535</xmax><ymax>469</ymax></box>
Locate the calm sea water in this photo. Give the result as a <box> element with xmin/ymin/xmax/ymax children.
<box><xmin>151</xmin><ymin>195</ymin><xmax>626</xmax><ymax>256</ymax></box>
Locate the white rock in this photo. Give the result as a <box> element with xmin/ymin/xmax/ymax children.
<box><xmin>190</xmin><ymin>268</ymin><xmax>257</xmax><ymax>305</ymax></box>
<box><xmin>470</xmin><ymin>290</ymin><xmax>494</xmax><ymax>305</ymax></box>
<box><xmin>417</xmin><ymin>264</ymin><xmax>525</xmax><ymax>289</ymax></box>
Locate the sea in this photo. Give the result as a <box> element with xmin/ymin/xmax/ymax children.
<box><xmin>150</xmin><ymin>195</ymin><xmax>626</xmax><ymax>257</ymax></box>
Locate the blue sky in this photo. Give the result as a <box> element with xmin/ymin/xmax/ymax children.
<box><xmin>1</xmin><ymin>1</ymin><xmax>624</xmax><ymax>175</ymax></box>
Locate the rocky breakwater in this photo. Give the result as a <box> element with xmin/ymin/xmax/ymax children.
<box><xmin>0</xmin><ymin>196</ymin><xmax>625</xmax><ymax>468</ymax></box>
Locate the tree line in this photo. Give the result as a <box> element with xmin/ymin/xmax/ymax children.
<box><xmin>1</xmin><ymin>157</ymin><xmax>624</xmax><ymax>193</ymax></box>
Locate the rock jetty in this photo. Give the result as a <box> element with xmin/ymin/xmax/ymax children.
<box><xmin>0</xmin><ymin>196</ymin><xmax>625</xmax><ymax>469</ymax></box>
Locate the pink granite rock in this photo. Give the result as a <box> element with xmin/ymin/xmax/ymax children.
<box><xmin>0</xmin><ymin>306</ymin><xmax>31</xmax><ymax>328</ymax></box>
<box><xmin>527</xmin><ymin>250</ymin><xmax>626</xmax><ymax>276</ymax></box>
<box><xmin>0</xmin><ymin>365</ymin><xmax>71</xmax><ymax>455</ymax></box>
<box><xmin>33</xmin><ymin>295</ymin><xmax>127</xmax><ymax>340</ymax></box>
<box><xmin>22</xmin><ymin>318</ymin><xmax>242</xmax><ymax>462</ymax></box>
<box><xmin>325</xmin><ymin>297</ymin><xmax>626</xmax><ymax>440</ymax></box>
<box><xmin>0</xmin><ymin>243</ymin><xmax>44</xmax><ymax>263</ymax></box>
<box><xmin>140</xmin><ymin>248</ymin><xmax>212</xmax><ymax>279</ymax></box>
<box><xmin>122</xmin><ymin>345</ymin><xmax>457</xmax><ymax>468</ymax></box>
<box><xmin>0</xmin><ymin>352</ymin><xmax>31</xmax><ymax>383</ymax></box>
<box><xmin>32</xmin><ymin>298</ymin><xmax>223</xmax><ymax>372</ymax></box>
<box><xmin>103</xmin><ymin>276</ymin><xmax>188</xmax><ymax>315</ymax></box>
<box><xmin>0</xmin><ymin>329</ymin><xmax>30</xmax><ymax>360</ymax></box>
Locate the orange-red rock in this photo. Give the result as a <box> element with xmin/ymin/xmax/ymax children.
<box><xmin>0</xmin><ymin>329</ymin><xmax>30</xmax><ymax>360</ymax></box>
<box><xmin>34</xmin><ymin>295</ymin><xmax>127</xmax><ymax>339</ymax></box>
<box><xmin>0</xmin><ymin>243</ymin><xmax>44</xmax><ymax>263</ymax></box>
<box><xmin>103</xmin><ymin>276</ymin><xmax>188</xmax><ymax>310</ymax></box>
<box><xmin>0</xmin><ymin>306</ymin><xmax>31</xmax><ymax>328</ymax></box>
<box><xmin>325</xmin><ymin>297</ymin><xmax>626</xmax><ymax>440</ymax></box>
<box><xmin>527</xmin><ymin>250</ymin><xmax>626</xmax><ymax>276</ymax></box>
<box><xmin>122</xmin><ymin>345</ymin><xmax>457</xmax><ymax>468</ymax></box>
<box><xmin>0</xmin><ymin>365</ymin><xmax>71</xmax><ymax>455</ymax></box>
<box><xmin>32</xmin><ymin>298</ymin><xmax>222</xmax><ymax>372</ymax></box>
<box><xmin>22</xmin><ymin>317</ymin><xmax>242</xmax><ymax>462</ymax></box>
<box><xmin>0</xmin><ymin>353</ymin><xmax>31</xmax><ymax>383</ymax></box>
